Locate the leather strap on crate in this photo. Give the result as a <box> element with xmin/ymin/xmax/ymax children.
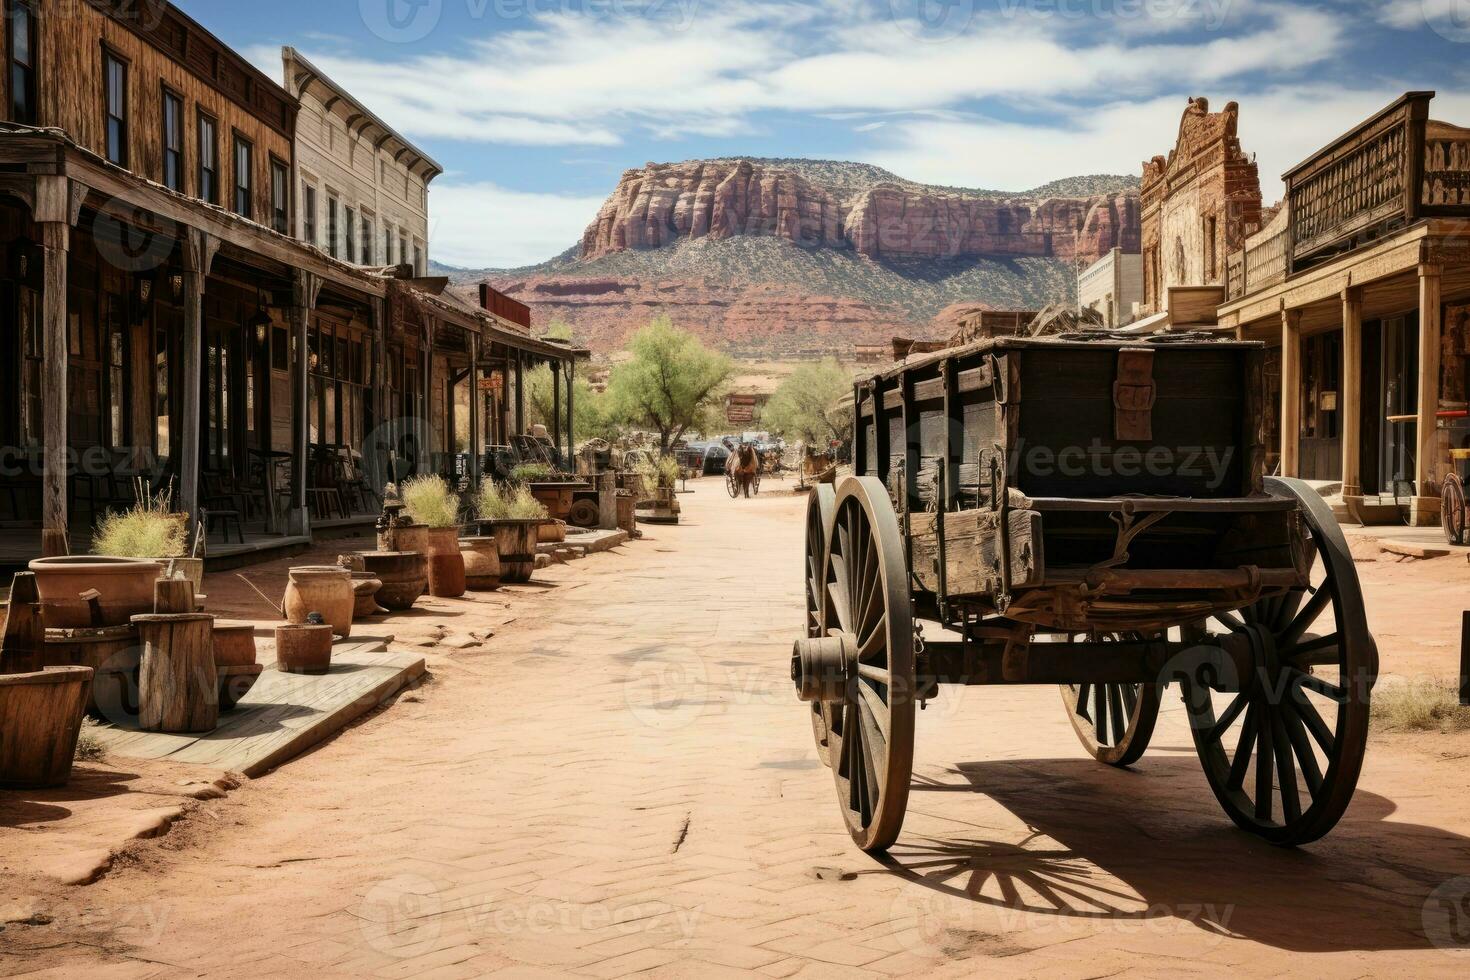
<box><xmin>1113</xmin><ymin>348</ymin><xmax>1157</xmax><ymax>442</ymax></box>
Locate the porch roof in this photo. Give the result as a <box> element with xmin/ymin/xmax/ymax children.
<box><xmin>1219</xmin><ymin>218</ymin><xmax>1470</xmax><ymax>341</ymax></box>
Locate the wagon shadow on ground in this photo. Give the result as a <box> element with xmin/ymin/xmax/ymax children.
<box><xmin>876</xmin><ymin>757</ymin><xmax>1470</xmax><ymax>954</ymax></box>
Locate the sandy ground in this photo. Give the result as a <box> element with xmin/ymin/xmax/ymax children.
<box><xmin>3</xmin><ymin>478</ymin><xmax>1470</xmax><ymax>978</ymax></box>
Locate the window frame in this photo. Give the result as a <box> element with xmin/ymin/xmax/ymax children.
<box><xmin>161</xmin><ymin>85</ymin><xmax>185</xmax><ymax>193</ymax></box>
<box><xmin>269</xmin><ymin>155</ymin><xmax>289</xmax><ymax>234</ymax></box>
<box><xmin>7</xmin><ymin>0</ymin><xmax>39</xmax><ymax>126</ymax></box>
<box><xmin>327</xmin><ymin>194</ymin><xmax>340</xmax><ymax>259</ymax></box>
<box><xmin>303</xmin><ymin>183</ymin><xmax>318</xmax><ymax>247</ymax></box>
<box><xmin>197</xmin><ymin>110</ymin><xmax>219</xmax><ymax>204</ymax></box>
<box><xmin>102</xmin><ymin>45</ymin><xmax>130</xmax><ymax>167</ymax></box>
<box><xmin>232</xmin><ymin>132</ymin><xmax>254</xmax><ymax>219</ymax></box>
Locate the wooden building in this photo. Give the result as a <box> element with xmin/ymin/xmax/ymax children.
<box><xmin>1217</xmin><ymin>93</ymin><xmax>1470</xmax><ymax>526</ymax></box>
<box><xmin>0</xmin><ymin>1</ymin><xmax>580</xmax><ymax>563</ymax></box>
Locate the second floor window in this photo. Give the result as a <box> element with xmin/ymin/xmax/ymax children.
<box><xmin>270</xmin><ymin>159</ymin><xmax>289</xmax><ymax>234</ymax></box>
<box><xmin>162</xmin><ymin>90</ymin><xmax>183</xmax><ymax>192</ymax></box>
<box><xmin>328</xmin><ymin>196</ymin><xmax>340</xmax><ymax>259</ymax></box>
<box><xmin>198</xmin><ymin>114</ymin><xmax>218</xmax><ymax>203</ymax></box>
<box><xmin>400</xmin><ymin>235</ymin><xmax>409</xmax><ymax>268</ymax></box>
<box><xmin>384</xmin><ymin>227</ymin><xmax>393</xmax><ymax>265</ymax></box>
<box><xmin>362</xmin><ymin>216</ymin><xmax>375</xmax><ymax>265</ymax></box>
<box><xmin>233</xmin><ymin>136</ymin><xmax>253</xmax><ymax>218</ymax></box>
<box><xmin>8</xmin><ymin>0</ymin><xmax>38</xmax><ymax>125</ymax></box>
<box><xmin>104</xmin><ymin>52</ymin><xmax>129</xmax><ymax>166</ymax></box>
<box><xmin>304</xmin><ymin>185</ymin><xmax>318</xmax><ymax>247</ymax></box>
<box><xmin>345</xmin><ymin>207</ymin><xmax>357</xmax><ymax>263</ymax></box>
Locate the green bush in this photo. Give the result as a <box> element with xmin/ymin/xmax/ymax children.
<box><xmin>401</xmin><ymin>476</ymin><xmax>461</xmax><ymax>528</ymax></box>
<box><xmin>92</xmin><ymin>481</ymin><xmax>186</xmax><ymax>558</ymax></box>
<box><xmin>476</xmin><ymin>481</ymin><xmax>548</xmax><ymax>522</ymax></box>
<box><xmin>510</xmin><ymin>462</ymin><xmax>554</xmax><ymax>485</ymax></box>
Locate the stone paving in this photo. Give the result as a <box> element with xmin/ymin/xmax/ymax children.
<box><xmin>4</xmin><ymin>478</ymin><xmax>1470</xmax><ymax>978</ymax></box>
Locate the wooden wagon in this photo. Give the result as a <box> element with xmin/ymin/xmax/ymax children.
<box><xmin>792</xmin><ymin>336</ymin><xmax>1378</xmax><ymax>852</ymax></box>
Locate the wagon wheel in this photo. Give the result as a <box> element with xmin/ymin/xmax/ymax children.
<box><xmin>1181</xmin><ymin>476</ymin><xmax>1376</xmax><ymax>846</ymax></box>
<box><xmin>805</xmin><ymin>483</ymin><xmax>838</xmax><ymax>766</ymax></box>
<box><xmin>791</xmin><ymin>476</ymin><xmax>915</xmax><ymax>852</ymax></box>
<box><xmin>1060</xmin><ymin>633</ymin><xmax>1164</xmax><ymax>767</ymax></box>
<box><xmin>567</xmin><ymin>498</ymin><xmax>601</xmax><ymax>529</ymax></box>
<box><xmin>726</xmin><ymin>471</ymin><xmax>739</xmax><ymax>499</ymax></box>
<box><xmin>1442</xmin><ymin>473</ymin><xmax>1466</xmax><ymax>546</ymax></box>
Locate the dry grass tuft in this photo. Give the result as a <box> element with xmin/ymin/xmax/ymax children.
<box><xmin>74</xmin><ymin>722</ymin><xmax>108</xmax><ymax>762</ymax></box>
<box><xmin>1372</xmin><ymin>679</ymin><xmax>1470</xmax><ymax>733</ymax></box>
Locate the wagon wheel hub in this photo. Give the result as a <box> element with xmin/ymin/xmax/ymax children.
<box><xmin>792</xmin><ymin>633</ymin><xmax>858</xmax><ymax>704</ymax></box>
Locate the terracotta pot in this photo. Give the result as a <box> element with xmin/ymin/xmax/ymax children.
<box><xmin>350</xmin><ymin>573</ymin><xmax>386</xmax><ymax>618</ymax></box>
<box><xmin>489</xmin><ymin>520</ymin><xmax>541</xmax><ymax>584</ymax></box>
<box><xmin>460</xmin><ymin>537</ymin><xmax>502</xmax><ymax>591</ymax></box>
<box><xmin>377</xmin><ymin>522</ymin><xmax>429</xmax><ymax>555</ymax></box>
<box><xmin>356</xmin><ymin>551</ymin><xmax>427</xmax><ymax>611</ymax></box>
<box><xmin>282</xmin><ymin>566</ymin><xmax>354</xmax><ymax>639</ymax></box>
<box><xmin>0</xmin><ymin>667</ymin><xmax>93</xmax><ymax>789</ymax></box>
<box><xmin>274</xmin><ymin>624</ymin><xmax>333</xmax><ymax>676</ymax></box>
<box><xmin>538</xmin><ymin>520</ymin><xmax>567</xmax><ymax>544</ymax></box>
<box><xmin>212</xmin><ymin>621</ymin><xmax>258</xmax><ymax>668</ymax></box>
<box><xmin>423</xmin><ymin>527</ymin><xmax>466</xmax><ymax>598</ymax></box>
<box><xmin>28</xmin><ymin>557</ymin><xmax>166</xmax><ymax>629</ymax></box>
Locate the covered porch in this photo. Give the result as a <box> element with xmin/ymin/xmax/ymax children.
<box><xmin>1218</xmin><ymin>93</ymin><xmax>1470</xmax><ymax>526</ymax></box>
<box><xmin>0</xmin><ymin>126</ymin><xmax>386</xmax><ymax>566</ymax></box>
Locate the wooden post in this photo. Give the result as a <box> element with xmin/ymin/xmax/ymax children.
<box><xmin>135</xmin><ymin>613</ymin><xmax>217</xmax><ymax>734</ymax></box>
<box><xmin>566</xmin><ymin>358</ymin><xmax>576</xmax><ymax>464</ymax></box>
<box><xmin>153</xmin><ymin>578</ymin><xmax>196</xmax><ymax>615</ymax></box>
<box><xmin>551</xmin><ymin>360</ymin><xmax>562</xmax><ymax>449</ymax></box>
<box><xmin>514</xmin><ymin>350</ymin><xmax>525</xmax><ymax>438</ymax></box>
<box><xmin>290</xmin><ymin>270</ymin><xmax>321</xmax><ymax>535</ymax></box>
<box><xmin>1342</xmin><ymin>287</ymin><xmax>1364</xmax><ymax>499</ymax></box>
<box><xmin>1461</xmin><ymin>611</ymin><xmax>1470</xmax><ymax>707</ymax></box>
<box><xmin>1417</xmin><ymin>264</ymin><xmax>1444</xmax><ymax>507</ymax></box>
<box><xmin>1280</xmin><ymin>308</ymin><xmax>1302</xmax><ymax>479</ymax></box>
<box><xmin>179</xmin><ymin>230</ymin><xmax>219</xmax><ymax>542</ymax></box>
<box><xmin>469</xmin><ymin>332</ymin><xmax>482</xmax><ymax>485</ymax></box>
<box><xmin>39</xmin><ymin>221</ymin><xmax>70</xmax><ymax>557</ymax></box>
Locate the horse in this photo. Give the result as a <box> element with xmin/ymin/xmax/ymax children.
<box><xmin>727</xmin><ymin>443</ymin><xmax>760</xmax><ymax>498</ymax></box>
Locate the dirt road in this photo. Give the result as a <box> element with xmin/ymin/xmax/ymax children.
<box><xmin>4</xmin><ymin>478</ymin><xmax>1470</xmax><ymax>977</ymax></box>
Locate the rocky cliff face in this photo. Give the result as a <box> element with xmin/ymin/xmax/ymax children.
<box><xmin>579</xmin><ymin>160</ymin><xmax>1140</xmax><ymax>265</ymax></box>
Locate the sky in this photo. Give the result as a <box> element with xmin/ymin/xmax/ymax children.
<box><xmin>180</xmin><ymin>0</ymin><xmax>1470</xmax><ymax>269</ymax></box>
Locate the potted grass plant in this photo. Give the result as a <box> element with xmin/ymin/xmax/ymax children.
<box><xmin>29</xmin><ymin>483</ymin><xmax>184</xmax><ymax>629</ymax></box>
<box><xmin>474</xmin><ymin>481</ymin><xmax>548</xmax><ymax>584</ymax></box>
<box><xmin>401</xmin><ymin>476</ymin><xmax>465</xmax><ymax>598</ymax></box>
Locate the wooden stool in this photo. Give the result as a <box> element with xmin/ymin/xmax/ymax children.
<box><xmin>133</xmin><ymin>613</ymin><xmax>218</xmax><ymax>734</ymax></box>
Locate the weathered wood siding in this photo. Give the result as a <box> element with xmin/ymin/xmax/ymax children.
<box><xmin>2</xmin><ymin>2</ymin><xmax>294</xmax><ymax>222</ymax></box>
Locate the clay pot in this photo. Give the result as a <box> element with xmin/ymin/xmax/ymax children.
<box><xmin>274</xmin><ymin>624</ymin><xmax>333</xmax><ymax>676</ymax></box>
<box><xmin>350</xmin><ymin>573</ymin><xmax>386</xmax><ymax>618</ymax></box>
<box><xmin>356</xmin><ymin>551</ymin><xmax>428</xmax><ymax>611</ymax></box>
<box><xmin>0</xmin><ymin>667</ymin><xmax>93</xmax><ymax>789</ymax></box>
<box><xmin>460</xmin><ymin>537</ymin><xmax>502</xmax><ymax>591</ymax></box>
<box><xmin>378</xmin><ymin>522</ymin><xmax>429</xmax><ymax>555</ymax></box>
<box><xmin>489</xmin><ymin>520</ymin><xmax>541</xmax><ymax>584</ymax></box>
<box><xmin>28</xmin><ymin>557</ymin><xmax>166</xmax><ymax>629</ymax></box>
<box><xmin>282</xmin><ymin>567</ymin><xmax>354</xmax><ymax>639</ymax></box>
<box><xmin>212</xmin><ymin>621</ymin><xmax>258</xmax><ymax>668</ymax></box>
<box><xmin>422</xmin><ymin>527</ymin><xmax>465</xmax><ymax>599</ymax></box>
<box><xmin>538</xmin><ymin>520</ymin><xmax>568</xmax><ymax>544</ymax></box>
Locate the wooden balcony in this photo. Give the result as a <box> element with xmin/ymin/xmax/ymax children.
<box><xmin>1285</xmin><ymin>92</ymin><xmax>1470</xmax><ymax>274</ymax></box>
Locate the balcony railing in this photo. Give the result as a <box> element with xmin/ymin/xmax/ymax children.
<box><xmin>1224</xmin><ymin>224</ymin><xmax>1289</xmax><ymax>302</ymax></box>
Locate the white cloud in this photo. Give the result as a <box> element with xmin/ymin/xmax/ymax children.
<box><xmin>428</xmin><ymin>182</ymin><xmax>607</xmax><ymax>269</ymax></box>
<box><xmin>867</xmin><ymin>86</ymin><xmax>1470</xmax><ymax>202</ymax></box>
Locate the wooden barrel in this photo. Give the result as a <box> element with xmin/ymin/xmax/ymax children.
<box><xmin>0</xmin><ymin>667</ymin><xmax>94</xmax><ymax>789</ymax></box>
<box><xmin>42</xmin><ymin>625</ymin><xmax>141</xmax><ymax>719</ymax></box>
<box><xmin>134</xmin><ymin>614</ymin><xmax>218</xmax><ymax>734</ymax></box>
<box><xmin>489</xmin><ymin>521</ymin><xmax>540</xmax><ymax>584</ymax></box>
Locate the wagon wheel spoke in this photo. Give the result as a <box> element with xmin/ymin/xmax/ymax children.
<box><xmin>1182</xmin><ymin>477</ymin><xmax>1372</xmax><ymax>847</ymax></box>
<box><xmin>1061</xmin><ymin>634</ymin><xmax>1162</xmax><ymax>766</ymax></box>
